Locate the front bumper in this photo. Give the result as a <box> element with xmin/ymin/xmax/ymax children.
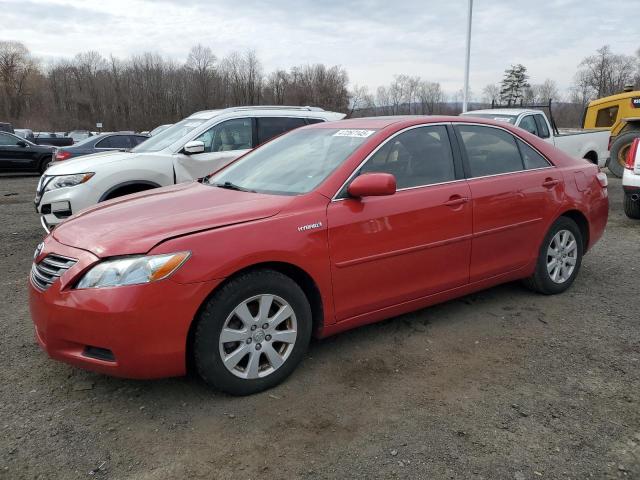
<box><xmin>28</xmin><ymin>239</ymin><xmax>222</xmax><ymax>379</ymax></box>
<box><xmin>622</xmin><ymin>168</ymin><xmax>640</xmax><ymax>193</ymax></box>
<box><xmin>34</xmin><ymin>177</ymin><xmax>93</xmax><ymax>231</ymax></box>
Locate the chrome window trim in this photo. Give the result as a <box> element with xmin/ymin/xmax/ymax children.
<box><xmin>331</xmin><ymin>122</ymin><xmax>453</xmax><ymax>201</ymax></box>
<box><xmin>330</xmin><ymin>121</ymin><xmax>557</xmax><ymax>202</ymax></box>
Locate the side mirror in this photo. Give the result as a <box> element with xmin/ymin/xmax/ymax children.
<box><xmin>348</xmin><ymin>173</ymin><xmax>396</xmax><ymax>198</ymax></box>
<box><xmin>17</xmin><ymin>140</ymin><xmax>28</xmax><ymax>148</ymax></box>
<box><xmin>183</xmin><ymin>140</ymin><xmax>205</xmax><ymax>155</ymax></box>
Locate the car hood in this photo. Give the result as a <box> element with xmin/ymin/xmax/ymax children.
<box><xmin>46</xmin><ymin>150</ymin><xmax>168</xmax><ymax>174</ymax></box>
<box><xmin>52</xmin><ymin>182</ymin><xmax>289</xmax><ymax>257</ymax></box>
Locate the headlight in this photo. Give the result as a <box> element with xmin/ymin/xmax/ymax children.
<box><xmin>44</xmin><ymin>173</ymin><xmax>94</xmax><ymax>192</ymax></box>
<box><xmin>76</xmin><ymin>252</ymin><xmax>190</xmax><ymax>289</ymax></box>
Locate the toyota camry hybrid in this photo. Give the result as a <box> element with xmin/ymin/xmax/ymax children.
<box><xmin>29</xmin><ymin>116</ymin><xmax>609</xmax><ymax>395</ymax></box>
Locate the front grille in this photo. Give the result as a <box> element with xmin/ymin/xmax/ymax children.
<box><xmin>31</xmin><ymin>254</ymin><xmax>77</xmax><ymax>291</ymax></box>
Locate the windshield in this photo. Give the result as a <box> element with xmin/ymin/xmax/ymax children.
<box><xmin>463</xmin><ymin>113</ymin><xmax>518</xmax><ymax>124</ymax></box>
<box><xmin>209</xmin><ymin>128</ymin><xmax>375</xmax><ymax>195</ymax></box>
<box><xmin>132</xmin><ymin>118</ymin><xmax>207</xmax><ymax>152</ymax></box>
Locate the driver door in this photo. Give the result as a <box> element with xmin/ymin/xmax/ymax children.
<box><xmin>174</xmin><ymin>118</ymin><xmax>254</xmax><ymax>182</ymax></box>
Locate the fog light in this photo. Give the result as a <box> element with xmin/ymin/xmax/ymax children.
<box><xmin>51</xmin><ymin>201</ymin><xmax>71</xmax><ymax>213</ymax></box>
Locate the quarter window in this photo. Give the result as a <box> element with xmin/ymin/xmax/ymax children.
<box><xmin>195</xmin><ymin>118</ymin><xmax>253</xmax><ymax>153</ymax></box>
<box><xmin>534</xmin><ymin>114</ymin><xmax>550</xmax><ymax>138</ymax></box>
<box><xmin>595</xmin><ymin>106</ymin><xmax>618</xmax><ymax>128</ymax></box>
<box><xmin>257</xmin><ymin>117</ymin><xmax>307</xmax><ymax>145</ymax></box>
<box><xmin>359</xmin><ymin>125</ymin><xmax>455</xmax><ymax>189</ymax></box>
<box><xmin>96</xmin><ymin>135</ymin><xmax>130</xmax><ymax>149</ymax></box>
<box><xmin>456</xmin><ymin>125</ymin><xmax>524</xmax><ymax>177</ymax></box>
<box><xmin>517</xmin><ymin>139</ymin><xmax>550</xmax><ymax>169</ymax></box>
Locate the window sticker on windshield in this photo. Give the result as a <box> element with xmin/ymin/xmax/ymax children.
<box><xmin>333</xmin><ymin>129</ymin><xmax>375</xmax><ymax>138</ymax></box>
<box><xmin>493</xmin><ymin>117</ymin><xmax>512</xmax><ymax>122</ymax></box>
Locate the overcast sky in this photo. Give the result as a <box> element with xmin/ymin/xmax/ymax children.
<box><xmin>3</xmin><ymin>0</ymin><xmax>639</xmax><ymax>97</ymax></box>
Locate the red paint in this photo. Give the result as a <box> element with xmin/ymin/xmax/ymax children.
<box><xmin>29</xmin><ymin>116</ymin><xmax>609</xmax><ymax>379</ymax></box>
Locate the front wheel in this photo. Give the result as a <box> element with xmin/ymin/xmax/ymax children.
<box><xmin>194</xmin><ymin>270</ymin><xmax>312</xmax><ymax>395</ymax></box>
<box><xmin>39</xmin><ymin>155</ymin><xmax>52</xmax><ymax>174</ymax></box>
<box><xmin>523</xmin><ymin>217</ymin><xmax>583</xmax><ymax>295</ymax></box>
<box><xmin>624</xmin><ymin>192</ymin><xmax>640</xmax><ymax>219</ymax></box>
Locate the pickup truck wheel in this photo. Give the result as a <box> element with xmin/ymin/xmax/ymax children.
<box><xmin>624</xmin><ymin>193</ymin><xmax>640</xmax><ymax>219</ymax></box>
<box><xmin>609</xmin><ymin>132</ymin><xmax>640</xmax><ymax>178</ymax></box>
<box><xmin>194</xmin><ymin>269</ymin><xmax>312</xmax><ymax>395</ymax></box>
<box><xmin>523</xmin><ymin>217</ymin><xmax>583</xmax><ymax>295</ymax></box>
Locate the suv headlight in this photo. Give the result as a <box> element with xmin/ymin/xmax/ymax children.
<box><xmin>44</xmin><ymin>173</ymin><xmax>94</xmax><ymax>192</ymax></box>
<box><xmin>76</xmin><ymin>252</ymin><xmax>190</xmax><ymax>289</ymax></box>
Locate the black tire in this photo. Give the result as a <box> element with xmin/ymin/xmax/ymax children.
<box><xmin>39</xmin><ymin>155</ymin><xmax>52</xmax><ymax>174</ymax></box>
<box><xmin>609</xmin><ymin>131</ymin><xmax>640</xmax><ymax>178</ymax></box>
<box><xmin>194</xmin><ymin>269</ymin><xmax>312</xmax><ymax>395</ymax></box>
<box><xmin>523</xmin><ymin>217</ymin><xmax>583</xmax><ymax>295</ymax></box>
<box><xmin>624</xmin><ymin>192</ymin><xmax>640</xmax><ymax>219</ymax></box>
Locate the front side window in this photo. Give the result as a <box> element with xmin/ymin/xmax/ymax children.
<box><xmin>517</xmin><ymin>139</ymin><xmax>551</xmax><ymax>169</ymax></box>
<box><xmin>257</xmin><ymin>117</ymin><xmax>307</xmax><ymax>145</ymax></box>
<box><xmin>195</xmin><ymin>118</ymin><xmax>252</xmax><ymax>153</ymax></box>
<box><xmin>456</xmin><ymin>125</ymin><xmax>524</xmax><ymax>177</ymax></box>
<box><xmin>519</xmin><ymin>115</ymin><xmax>538</xmax><ymax>136</ymax></box>
<box><xmin>210</xmin><ymin>128</ymin><xmax>374</xmax><ymax>195</ymax></box>
<box><xmin>359</xmin><ymin>126</ymin><xmax>455</xmax><ymax>189</ymax></box>
<box><xmin>595</xmin><ymin>106</ymin><xmax>618</xmax><ymax>128</ymax></box>
<box><xmin>0</xmin><ymin>133</ymin><xmax>21</xmax><ymax>146</ymax></box>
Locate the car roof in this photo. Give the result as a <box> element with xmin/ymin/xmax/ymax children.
<box><xmin>187</xmin><ymin>106</ymin><xmax>345</xmax><ymax>121</ymax></box>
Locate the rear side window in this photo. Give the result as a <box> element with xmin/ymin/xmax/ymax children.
<box><xmin>534</xmin><ymin>114</ymin><xmax>550</xmax><ymax>138</ymax></box>
<box><xmin>517</xmin><ymin>139</ymin><xmax>551</xmax><ymax>169</ymax></box>
<box><xmin>456</xmin><ymin>125</ymin><xmax>524</xmax><ymax>177</ymax></box>
<box><xmin>519</xmin><ymin>116</ymin><xmax>538</xmax><ymax>136</ymax></box>
<box><xmin>131</xmin><ymin>136</ymin><xmax>148</xmax><ymax>146</ymax></box>
<box><xmin>595</xmin><ymin>106</ymin><xmax>619</xmax><ymax>127</ymax></box>
<box><xmin>360</xmin><ymin>125</ymin><xmax>455</xmax><ymax>189</ymax></box>
<box><xmin>96</xmin><ymin>135</ymin><xmax>130</xmax><ymax>149</ymax></box>
<box><xmin>257</xmin><ymin>117</ymin><xmax>307</xmax><ymax>145</ymax></box>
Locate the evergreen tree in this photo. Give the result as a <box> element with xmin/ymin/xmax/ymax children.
<box><xmin>499</xmin><ymin>64</ymin><xmax>530</xmax><ymax>105</ymax></box>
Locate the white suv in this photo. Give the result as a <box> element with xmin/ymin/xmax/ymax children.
<box><xmin>623</xmin><ymin>138</ymin><xmax>640</xmax><ymax>219</ymax></box>
<box><xmin>35</xmin><ymin>106</ymin><xmax>345</xmax><ymax>231</ymax></box>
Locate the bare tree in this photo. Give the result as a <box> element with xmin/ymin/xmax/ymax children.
<box><xmin>482</xmin><ymin>84</ymin><xmax>500</xmax><ymax>104</ymax></box>
<box><xmin>0</xmin><ymin>40</ymin><xmax>38</xmax><ymax>120</ymax></box>
<box><xmin>576</xmin><ymin>45</ymin><xmax>638</xmax><ymax>99</ymax></box>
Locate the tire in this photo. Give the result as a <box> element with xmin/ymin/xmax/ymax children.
<box><xmin>194</xmin><ymin>269</ymin><xmax>312</xmax><ymax>395</ymax></box>
<box><xmin>39</xmin><ymin>155</ymin><xmax>52</xmax><ymax>174</ymax></box>
<box><xmin>609</xmin><ymin>131</ymin><xmax>640</xmax><ymax>178</ymax></box>
<box><xmin>624</xmin><ymin>192</ymin><xmax>640</xmax><ymax>219</ymax></box>
<box><xmin>523</xmin><ymin>217</ymin><xmax>583</xmax><ymax>295</ymax></box>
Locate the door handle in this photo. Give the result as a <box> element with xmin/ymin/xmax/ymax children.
<box><xmin>542</xmin><ymin>178</ymin><xmax>560</xmax><ymax>188</ymax></box>
<box><xmin>444</xmin><ymin>195</ymin><xmax>469</xmax><ymax>207</ymax></box>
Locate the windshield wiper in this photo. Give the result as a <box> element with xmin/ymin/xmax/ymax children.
<box><xmin>214</xmin><ymin>181</ymin><xmax>256</xmax><ymax>193</ymax></box>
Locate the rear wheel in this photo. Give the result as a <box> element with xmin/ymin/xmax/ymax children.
<box><xmin>39</xmin><ymin>155</ymin><xmax>52</xmax><ymax>174</ymax></box>
<box><xmin>523</xmin><ymin>217</ymin><xmax>583</xmax><ymax>295</ymax></box>
<box><xmin>194</xmin><ymin>270</ymin><xmax>312</xmax><ymax>395</ymax></box>
<box><xmin>609</xmin><ymin>131</ymin><xmax>640</xmax><ymax>178</ymax></box>
<box><xmin>624</xmin><ymin>192</ymin><xmax>640</xmax><ymax>219</ymax></box>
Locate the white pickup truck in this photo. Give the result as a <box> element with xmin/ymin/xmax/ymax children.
<box><xmin>462</xmin><ymin>108</ymin><xmax>610</xmax><ymax>167</ymax></box>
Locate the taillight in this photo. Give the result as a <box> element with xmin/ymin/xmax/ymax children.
<box><xmin>55</xmin><ymin>150</ymin><xmax>72</xmax><ymax>161</ymax></box>
<box><xmin>596</xmin><ymin>168</ymin><xmax>608</xmax><ymax>188</ymax></box>
<box><xmin>626</xmin><ymin>138</ymin><xmax>639</xmax><ymax>170</ymax></box>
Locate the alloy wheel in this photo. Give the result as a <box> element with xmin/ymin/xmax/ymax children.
<box><xmin>218</xmin><ymin>294</ymin><xmax>297</xmax><ymax>379</ymax></box>
<box><xmin>546</xmin><ymin>229</ymin><xmax>578</xmax><ymax>284</ymax></box>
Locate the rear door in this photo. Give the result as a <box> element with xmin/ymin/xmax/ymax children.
<box><xmin>327</xmin><ymin>125</ymin><xmax>472</xmax><ymax>321</ymax></box>
<box><xmin>454</xmin><ymin>124</ymin><xmax>562</xmax><ymax>282</ymax></box>
<box><xmin>174</xmin><ymin>117</ymin><xmax>253</xmax><ymax>182</ymax></box>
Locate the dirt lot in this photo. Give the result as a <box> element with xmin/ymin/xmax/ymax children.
<box><xmin>0</xmin><ymin>173</ymin><xmax>638</xmax><ymax>480</ymax></box>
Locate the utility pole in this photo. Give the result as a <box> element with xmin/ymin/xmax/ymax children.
<box><xmin>462</xmin><ymin>0</ymin><xmax>473</xmax><ymax>112</ymax></box>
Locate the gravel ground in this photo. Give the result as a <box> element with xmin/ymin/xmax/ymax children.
<box><xmin>0</xmin><ymin>173</ymin><xmax>638</xmax><ymax>480</ymax></box>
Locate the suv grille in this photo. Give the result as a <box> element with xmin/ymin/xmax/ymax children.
<box><xmin>31</xmin><ymin>254</ymin><xmax>77</xmax><ymax>291</ymax></box>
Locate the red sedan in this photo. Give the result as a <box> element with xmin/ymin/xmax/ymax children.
<box><xmin>29</xmin><ymin>116</ymin><xmax>609</xmax><ymax>395</ymax></box>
